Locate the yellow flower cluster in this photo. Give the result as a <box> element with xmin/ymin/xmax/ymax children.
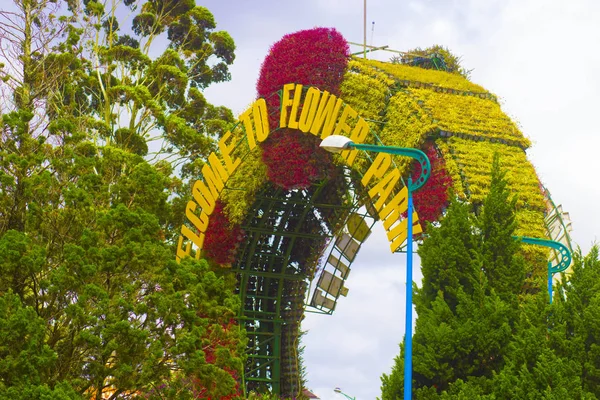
<box><xmin>362</xmin><ymin>59</ymin><xmax>489</xmax><ymax>93</ymax></box>
<box><xmin>340</xmin><ymin>63</ymin><xmax>390</xmax><ymax>136</ymax></box>
<box><xmin>410</xmin><ymin>88</ymin><xmax>531</xmax><ymax>149</ymax></box>
<box><xmin>435</xmin><ymin>141</ymin><xmax>466</xmax><ymax>198</ymax></box>
<box><xmin>442</xmin><ymin>137</ymin><xmax>546</xmax><ymax>211</ymax></box>
<box><xmin>378</xmin><ymin>91</ymin><xmax>437</xmax><ymax>174</ymax></box>
<box><xmin>340</xmin><ymin>59</ymin><xmax>543</xmax><ymax>214</ymax></box>
<box><xmin>516</xmin><ymin>208</ymin><xmax>552</xmax><ymax>267</ymax></box>
<box><xmin>343</xmin><ymin>60</ymin><xmax>532</xmax><ymax>151</ymax></box>
<box><xmin>346</xmin><ymin>59</ymin><xmax>395</xmax><ymax>87</ymax></box>
<box><xmin>222</xmin><ymin>149</ymin><xmax>268</xmax><ymax>225</ymax></box>
<box><xmin>515</xmin><ymin>209</ymin><xmax>547</xmax><ymax>238</ymax></box>
<box><xmin>340</xmin><ymin>60</ymin><xmax>395</xmax><ymax>173</ymax></box>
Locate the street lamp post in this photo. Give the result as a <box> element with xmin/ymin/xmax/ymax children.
<box><xmin>321</xmin><ymin>135</ymin><xmax>430</xmax><ymax>400</ymax></box>
<box><xmin>334</xmin><ymin>387</ymin><xmax>356</xmax><ymax>400</ymax></box>
<box><xmin>513</xmin><ymin>236</ymin><xmax>572</xmax><ymax>304</ymax></box>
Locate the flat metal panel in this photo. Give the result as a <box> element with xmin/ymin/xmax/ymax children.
<box><xmin>318</xmin><ymin>270</ymin><xmax>343</xmax><ymax>297</ymax></box>
<box><xmin>327</xmin><ymin>254</ymin><xmax>350</xmax><ymax>279</ymax></box>
<box><xmin>335</xmin><ymin>233</ymin><xmax>360</xmax><ymax>262</ymax></box>
<box><xmin>346</xmin><ymin>213</ymin><xmax>372</xmax><ymax>243</ymax></box>
<box><xmin>310</xmin><ymin>289</ymin><xmax>336</xmax><ymax>310</ymax></box>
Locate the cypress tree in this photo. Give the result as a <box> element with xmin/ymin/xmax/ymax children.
<box><xmin>475</xmin><ymin>154</ymin><xmax>525</xmax><ymax>304</ymax></box>
<box><xmin>488</xmin><ymin>291</ymin><xmax>592</xmax><ymax>399</ymax></box>
<box><xmin>550</xmin><ymin>246</ymin><xmax>600</xmax><ymax>397</ymax></box>
<box><xmin>381</xmin><ymin>155</ymin><xmax>527</xmax><ymax>399</ymax></box>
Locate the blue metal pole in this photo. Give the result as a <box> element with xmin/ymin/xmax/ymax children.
<box><xmin>320</xmin><ymin>136</ymin><xmax>431</xmax><ymax>400</ymax></box>
<box><xmin>513</xmin><ymin>236</ymin><xmax>571</xmax><ymax>305</ymax></box>
<box><xmin>403</xmin><ymin>186</ymin><xmax>414</xmax><ymax>400</ymax></box>
<box><xmin>548</xmin><ymin>262</ymin><xmax>553</xmax><ymax>304</ymax></box>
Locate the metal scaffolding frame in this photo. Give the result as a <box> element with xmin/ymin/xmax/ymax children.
<box><xmin>218</xmin><ymin>86</ymin><xmax>410</xmax><ymax>396</ymax></box>
<box><xmin>231</xmin><ymin>171</ymin><xmax>369</xmax><ymax>396</ymax></box>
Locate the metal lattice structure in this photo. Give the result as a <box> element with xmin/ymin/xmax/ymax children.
<box><xmin>231</xmin><ymin>167</ymin><xmax>375</xmax><ymax>395</ymax></box>
<box><xmin>217</xmin><ymin>91</ymin><xmax>414</xmax><ymax>395</ymax></box>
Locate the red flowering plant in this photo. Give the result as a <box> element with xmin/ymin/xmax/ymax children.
<box><xmin>203</xmin><ymin>201</ymin><xmax>246</xmax><ymax>266</ymax></box>
<box><xmin>256</xmin><ymin>27</ymin><xmax>350</xmax><ymax>122</ymax></box>
<box><xmin>261</xmin><ymin>129</ymin><xmax>337</xmax><ymax>190</ymax></box>
<box><xmin>257</xmin><ymin>27</ymin><xmax>350</xmax><ymax>190</ymax></box>
<box><xmin>202</xmin><ymin>28</ymin><xmax>350</xmax><ymax>266</ymax></box>
<box><xmin>141</xmin><ymin>312</ymin><xmax>246</xmax><ymax>400</ymax></box>
<box><xmin>411</xmin><ymin>142</ymin><xmax>453</xmax><ymax>227</ymax></box>
<box><xmin>142</xmin><ymin>316</ymin><xmax>244</xmax><ymax>399</ymax></box>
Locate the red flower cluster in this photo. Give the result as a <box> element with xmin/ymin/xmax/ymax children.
<box><xmin>412</xmin><ymin>143</ymin><xmax>453</xmax><ymax>225</ymax></box>
<box><xmin>203</xmin><ymin>201</ymin><xmax>246</xmax><ymax>266</ymax></box>
<box><xmin>257</xmin><ymin>27</ymin><xmax>349</xmax><ymax>123</ymax></box>
<box><xmin>256</xmin><ymin>27</ymin><xmax>350</xmax><ymax>189</ymax></box>
<box><xmin>261</xmin><ymin>129</ymin><xmax>336</xmax><ymax>190</ymax></box>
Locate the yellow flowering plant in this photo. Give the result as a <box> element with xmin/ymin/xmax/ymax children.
<box><xmin>337</xmin><ymin>57</ymin><xmax>549</xmax><ymax>265</ymax></box>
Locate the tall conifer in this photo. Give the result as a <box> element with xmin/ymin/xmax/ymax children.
<box><xmin>475</xmin><ymin>155</ymin><xmax>525</xmax><ymax>304</ymax></box>
<box><xmin>381</xmin><ymin>155</ymin><xmax>526</xmax><ymax>399</ymax></box>
<box><xmin>550</xmin><ymin>246</ymin><xmax>600</xmax><ymax>397</ymax></box>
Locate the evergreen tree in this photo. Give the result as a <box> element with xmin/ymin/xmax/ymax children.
<box><xmin>381</xmin><ymin>156</ymin><xmax>526</xmax><ymax>399</ymax></box>
<box><xmin>381</xmin><ymin>199</ymin><xmax>476</xmax><ymax>399</ymax></box>
<box><xmin>550</xmin><ymin>245</ymin><xmax>600</xmax><ymax>397</ymax></box>
<box><xmin>475</xmin><ymin>155</ymin><xmax>525</xmax><ymax>305</ymax></box>
<box><xmin>0</xmin><ymin>0</ymin><xmax>245</xmax><ymax>398</ymax></box>
<box><xmin>488</xmin><ymin>291</ymin><xmax>593</xmax><ymax>400</ymax></box>
<box><xmin>444</xmin><ymin>248</ymin><xmax>600</xmax><ymax>399</ymax></box>
<box><xmin>418</xmin><ymin>199</ymin><xmax>476</xmax><ymax>311</ymax></box>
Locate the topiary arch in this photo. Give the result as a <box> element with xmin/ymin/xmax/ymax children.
<box><xmin>175</xmin><ymin>28</ymin><xmax>573</xmax><ymax>397</ymax></box>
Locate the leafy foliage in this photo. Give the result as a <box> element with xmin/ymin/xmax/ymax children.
<box><xmin>381</xmin><ymin>157</ymin><xmax>600</xmax><ymax>399</ymax></box>
<box><xmin>475</xmin><ymin>155</ymin><xmax>525</xmax><ymax>303</ymax></box>
<box><xmin>0</xmin><ymin>0</ymin><xmax>245</xmax><ymax>398</ymax></box>
<box><xmin>55</xmin><ymin>0</ymin><xmax>236</xmax><ymax>177</ymax></box>
<box><xmin>430</xmin><ymin>248</ymin><xmax>600</xmax><ymax>399</ymax></box>
<box><xmin>391</xmin><ymin>45</ymin><xmax>472</xmax><ymax>79</ymax></box>
<box><xmin>551</xmin><ymin>246</ymin><xmax>600</xmax><ymax>397</ymax></box>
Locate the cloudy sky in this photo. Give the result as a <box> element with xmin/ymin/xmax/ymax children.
<box><xmin>199</xmin><ymin>0</ymin><xmax>600</xmax><ymax>398</ymax></box>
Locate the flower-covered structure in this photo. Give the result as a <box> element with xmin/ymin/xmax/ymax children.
<box><xmin>340</xmin><ymin>57</ymin><xmax>549</xmax><ymax>262</ymax></box>
<box><xmin>177</xmin><ymin>27</ymin><xmax>571</xmax><ymax>397</ymax></box>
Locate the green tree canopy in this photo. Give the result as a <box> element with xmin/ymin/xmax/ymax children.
<box><xmin>436</xmin><ymin>247</ymin><xmax>600</xmax><ymax>399</ymax></box>
<box><xmin>381</xmin><ymin>155</ymin><xmax>600</xmax><ymax>399</ymax></box>
<box><xmin>0</xmin><ymin>0</ymin><xmax>245</xmax><ymax>398</ymax></box>
<box><xmin>391</xmin><ymin>45</ymin><xmax>472</xmax><ymax>78</ymax></box>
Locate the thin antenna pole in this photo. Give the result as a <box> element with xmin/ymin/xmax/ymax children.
<box><xmin>363</xmin><ymin>0</ymin><xmax>367</xmax><ymax>59</ymax></box>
